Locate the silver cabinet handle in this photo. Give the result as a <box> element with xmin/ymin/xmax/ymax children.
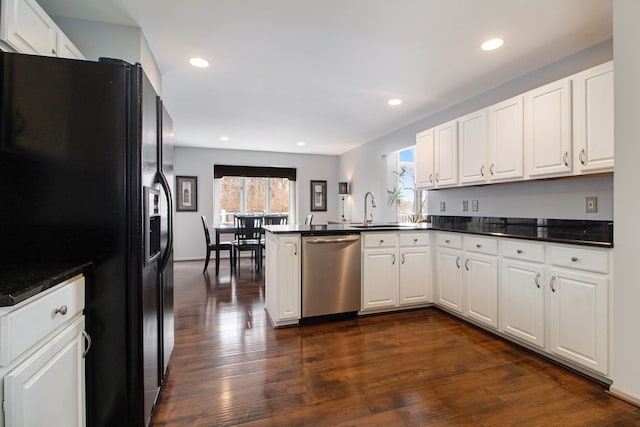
<box><xmin>480</xmin><ymin>165</ymin><xmax>485</xmax><ymax>177</ymax></box>
<box><xmin>413</xmin><ymin>238</ymin><xmax>418</xmax><ymax>243</ymax></box>
<box><xmin>476</xmin><ymin>244</ymin><xmax>481</xmax><ymax>248</ymax></box>
<box><xmin>445</xmin><ymin>239</ymin><xmax>450</xmax><ymax>243</ymax></box>
<box><xmin>465</xmin><ymin>258</ymin><xmax>470</xmax><ymax>271</ymax></box>
<box><xmin>516</xmin><ymin>249</ymin><xmax>523</xmax><ymax>254</ymax></box>
<box><xmin>82</xmin><ymin>330</ymin><xmax>92</xmax><ymax>358</ymax></box>
<box><xmin>550</xmin><ymin>276</ymin><xmax>556</xmax><ymax>293</ymax></box>
<box><xmin>456</xmin><ymin>256</ymin><xmax>460</xmax><ymax>269</ymax></box>
<box><xmin>379</xmin><ymin>239</ymin><xmax>384</xmax><ymax>244</ymax></box>
<box><xmin>535</xmin><ymin>272</ymin><xmax>541</xmax><ymax>288</ymax></box>
<box><xmin>429</xmin><ymin>173</ymin><xmax>433</xmax><ymax>184</ymax></box>
<box><xmin>435</xmin><ymin>173</ymin><xmax>440</xmax><ymax>182</ymax></box>
<box><xmin>54</xmin><ymin>305</ymin><xmax>68</xmax><ymax>316</ymax></box>
<box><xmin>392</xmin><ymin>254</ymin><xmax>396</xmax><ymax>265</ymax></box>
<box><xmin>571</xmin><ymin>256</ymin><xmax>578</xmax><ymax>262</ymax></box>
<box><xmin>579</xmin><ymin>149</ymin><xmax>586</xmax><ymax>165</ymax></box>
<box><xmin>294</xmin><ymin>243</ymin><xmax>298</xmax><ymax>256</ymax></box>
<box><xmin>490</xmin><ymin>163</ymin><xmax>495</xmax><ymax>175</ymax></box>
<box><xmin>51</xmin><ymin>48</ymin><xmax>57</xmax><ymax>56</ymax></box>
<box><xmin>401</xmin><ymin>254</ymin><xmax>406</xmax><ymax>264</ymax></box>
<box><xmin>563</xmin><ymin>152</ymin><xmax>569</xmax><ymax>167</ymax></box>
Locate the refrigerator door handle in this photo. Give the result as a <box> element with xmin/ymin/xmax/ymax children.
<box><xmin>157</xmin><ymin>170</ymin><xmax>174</xmax><ymax>271</ymax></box>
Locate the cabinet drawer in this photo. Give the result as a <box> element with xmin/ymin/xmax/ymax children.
<box><xmin>463</xmin><ymin>236</ymin><xmax>497</xmax><ymax>255</ymax></box>
<box><xmin>362</xmin><ymin>233</ymin><xmax>398</xmax><ymax>248</ymax></box>
<box><xmin>436</xmin><ymin>233</ymin><xmax>462</xmax><ymax>249</ymax></box>
<box><xmin>399</xmin><ymin>232</ymin><xmax>429</xmax><ymax>247</ymax></box>
<box><xmin>549</xmin><ymin>246</ymin><xmax>609</xmax><ymax>274</ymax></box>
<box><xmin>0</xmin><ymin>275</ymin><xmax>84</xmax><ymax>366</ymax></box>
<box><xmin>502</xmin><ymin>240</ymin><xmax>545</xmax><ymax>263</ymax></box>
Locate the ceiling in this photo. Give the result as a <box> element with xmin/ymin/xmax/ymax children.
<box><xmin>37</xmin><ymin>0</ymin><xmax>612</xmax><ymax>156</ymax></box>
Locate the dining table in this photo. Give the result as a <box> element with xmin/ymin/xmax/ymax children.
<box><xmin>213</xmin><ymin>214</ymin><xmax>288</xmax><ymax>274</ymax></box>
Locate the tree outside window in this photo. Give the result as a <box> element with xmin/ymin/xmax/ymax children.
<box><xmin>218</xmin><ymin>176</ymin><xmax>290</xmax><ymax>223</ymax></box>
<box><xmin>388</xmin><ymin>147</ymin><xmax>426</xmax><ymax>223</ymax></box>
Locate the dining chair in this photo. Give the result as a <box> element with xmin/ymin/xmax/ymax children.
<box><xmin>263</xmin><ymin>214</ymin><xmax>288</xmax><ymax>225</ymax></box>
<box><xmin>232</xmin><ymin>215</ymin><xmax>263</xmax><ymax>271</ymax></box>
<box><xmin>201</xmin><ymin>215</ymin><xmax>233</xmax><ymax>274</ymax></box>
<box><xmin>304</xmin><ymin>214</ymin><xmax>313</xmax><ymax>225</ymax></box>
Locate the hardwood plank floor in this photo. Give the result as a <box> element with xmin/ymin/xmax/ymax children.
<box><xmin>151</xmin><ymin>260</ymin><xmax>640</xmax><ymax>426</ymax></box>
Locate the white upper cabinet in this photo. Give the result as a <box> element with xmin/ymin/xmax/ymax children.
<box><xmin>525</xmin><ymin>78</ymin><xmax>573</xmax><ymax>178</ymax></box>
<box><xmin>415</xmin><ymin>128</ymin><xmax>435</xmax><ymax>188</ymax></box>
<box><xmin>434</xmin><ymin>120</ymin><xmax>458</xmax><ymax>187</ymax></box>
<box><xmin>487</xmin><ymin>95</ymin><xmax>525</xmax><ymax>182</ymax></box>
<box><xmin>459</xmin><ymin>109</ymin><xmax>488</xmax><ymax>185</ymax></box>
<box><xmin>1</xmin><ymin>0</ymin><xmax>85</xmax><ymax>59</ymax></box>
<box><xmin>572</xmin><ymin>61</ymin><xmax>614</xmax><ymax>173</ymax></box>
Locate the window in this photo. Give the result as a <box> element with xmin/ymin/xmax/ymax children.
<box><xmin>214</xmin><ymin>164</ymin><xmax>296</xmax><ymax>224</ymax></box>
<box><xmin>389</xmin><ymin>147</ymin><xmax>426</xmax><ymax>223</ymax></box>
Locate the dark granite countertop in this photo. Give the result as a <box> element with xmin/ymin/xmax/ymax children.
<box><xmin>264</xmin><ymin>216</ymin><xmax>613</xmax><ymax>248</ymax></box>
<box><xmin>0</xmin><ymin>262</ymin><xmax>92</xmax><ymax>307</ymax></box>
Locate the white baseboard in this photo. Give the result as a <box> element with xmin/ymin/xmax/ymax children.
<box><xmin>609</xmin><ymin>386</ymin><xmax>640</xmax><ymax>407</ymax></box>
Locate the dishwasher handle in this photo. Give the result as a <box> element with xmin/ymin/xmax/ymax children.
<box><xmin>305</xmin><ymin>236</ymin><xmax>360</xmax><ymax>244</ymax></box>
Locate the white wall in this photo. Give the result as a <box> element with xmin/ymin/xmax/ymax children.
<box><xmin>53</xmin><ymin>16</ymin><xmax>162</xmax><ymax>94</ymax></box>
<box><xmin>610</xmin><ymin>0</ymin><xmax>640</xmax><ymax>404</ymax></box>
<box><xmin>339</xmin><ymin>41</ymin><xmax>613</xmax><ymax>223</ymax></box>
<box><xmin>173</xmin><ymin>147</ymin><xmax>339</xmax><ymax>260</ymax></box>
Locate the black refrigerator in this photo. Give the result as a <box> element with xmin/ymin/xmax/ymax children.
<box><xmin>0</xmin><ymin>52</ymin><xmax>174</xmax><ymax>427</ymax></box>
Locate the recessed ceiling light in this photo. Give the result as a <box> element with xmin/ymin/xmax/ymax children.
<box><xmin>297</xmin><ymin>141</ymin><xmax>306</xmax><ymax>146</ymax></box>
<box><xmin>481</xmin><ymin>38</ymin><xmax>504</xmax><ymax>51</ymax></box>
<box><xmin>189</xmin><ymin>57</ymin><xmax>209</xmax><ymax>68</ymax></box>
<box><xmin>220</xmin><ymin>136</ymin><xmax>229</xmax><ymax>141</ymax></box>
<box><xmin>388</xmin><ymin>99</ymin><xmax>402</xmax><ymax>106</ymax></box>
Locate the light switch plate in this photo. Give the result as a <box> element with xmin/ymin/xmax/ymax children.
<box><xmin>462</xmin><ymin>200</ymin><xmax>469</xmax><ymax>212</ymax></box>
<box><xmin>586</xmin><ymin>196</ymin><xmax>598</xmax><ymax>213</ymax></box>
<box><xmin>440</xmin><ymin>201</ymin><xmax>446</xmax><ymax>212</ymax></box>
<box><xmin>471</xmin><ymin>200</ymin><xmax>479</xmax><ymax>212</ymax></box>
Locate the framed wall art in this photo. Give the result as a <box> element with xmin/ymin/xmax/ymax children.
<box><xmin>176</xmin><ymin>176</ymin><xmax>198</xmax><ymax>212</ymax></box>
<box><xmin>310</xmin><ymin>180</ymin><xmax>327</xmax><ymax>212</ymax></box>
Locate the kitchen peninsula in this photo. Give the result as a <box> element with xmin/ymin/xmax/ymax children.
<box><xmin>264</xmin><ymin>216</ymin><xmax>613</xmax><ymax>383</ymax></box>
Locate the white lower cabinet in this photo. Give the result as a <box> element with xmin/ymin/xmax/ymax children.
<box><xmin>547</xmin><ymin>247</ymin><xmax>609</xmax><ymax>375</ymax></box>
<box><xmin>500</xmin><ymin>258</ymin><xmax>545</xmax><ymax>348</ymax></box>
<box><xmin>4</xmin><ymin>316</ymin><xmax>85</xmax><ymax>427</ymax></box>
<box><xmin>463</xmin><ymin>236</ymin><xmax>498</xmax><ymax>328</ymax></box>
<box><xmin>0</xmin><ymin>274</ymin><xmax>87</xmax><ymax>427</ymax></box>
<box><xmin>362</xmin><ymin>232</ymin><xmax>431</xmax><ymax>312</ymax></box>
<box><xmin>265</xmin><ymin>233</ymin><xmax>300</xmax><ymax>326</ymax></box>
<box><xmin>435</xmin><ymin>234</ymin><xmax>463</xmax><ymax>313</ymax></box>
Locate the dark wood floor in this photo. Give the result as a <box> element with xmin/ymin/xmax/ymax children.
<box><xmin>151</xmin><ymin>259</ymin><xmax>640</xmax><ymax>426</ymax></box>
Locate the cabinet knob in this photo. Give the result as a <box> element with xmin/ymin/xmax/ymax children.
<box><xmin>445</xmin><ymin>239</ymin><xmax>450</xmax><ymax>243</ymax></box>
<box><xmin>456</xmin><ymin>257</ymin><xmax>460</xmax><ymax>269</ymax></box>
<box><xmin>579</xmin><ymin>149</ymin><xmax>586</xmax><ymax>165</ymax></box>
<box><xmin>563</xmin><ymin>152</ymin><xmax>569</xmax><ymax>167</ymax></box>
<box><xmin>51</xmin><ymin>48</ymin><xmax>57</xmax><ymax>56</ymax></box>
<box><xmin>480</xmin><ymin>165</ymin><xmax>485</xmax><ymax>177</ymax></box>
<box><xmin>517</xmin><ymin>249</ymin><xmax>523</xmax><ymax>254</ymax></box>
<box><xmin>54</xmin><ymin>305</ymin><xmax>68</xmax><ymax>316</ymax></box>
<box><xmin>535</xmin><ymin>272</ymin><xmax>541</xmax><ymax>288</ymax></box>
<box><xmin>413</xmin><ymin>238</ymin><xmax>418</xmax><ymax>243</ymax></box>
<box><xmin>490</xmin><ymin>163</ymin><xmax>495</xmax><ymax>176</ymax></box>
<box><xmin>429</xmin><ymin>173</ymin><xmax>433</xmax><ymax>184</ymax></box>
<box><xmin>435</xmin><ymin>173</ymin><xmax>440</xmax><ymax>182</ymax></box>
<box><xmin>550</xmin><ymin>276</ymin><xmax>556</xmax><ymax>293</ymax></box>
<box><xmin>571</xmin><ymin>256</ymin><xmax>578</xmax><ymax>262</ymax></box>
<box><xmin>379</xmin><ymin>239</ymin><xmax>384</xmax><ymax>244</ymax></box>
<box><xmin>476</xmin><ymin>244</ymin><xmax>482</xmax><ymax>248</ymax></box>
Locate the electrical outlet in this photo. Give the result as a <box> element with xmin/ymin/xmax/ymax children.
<box><xmin>472</xmin><ymin>200</ymin><xmax>479</xmax><ymax>212</ymax></box>
<box><xmin>586</xmin><ymin>196</ymin><xmax>598</xmax><ymax>213</ymax></box>
<box><xmin>462</xmin><ymin>200</ymin><xmax>469</xmax><ymax>212</ymax></box>
<box><xmin>440</xmin><ymin>201</ymin><xmax>446</xmax><ymax>212</ymax></box>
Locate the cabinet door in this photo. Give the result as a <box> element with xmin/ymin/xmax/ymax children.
<box><xmin>415</xmin><ymin>129</ymin><xmax>435</xmax><ymax>188</ymax></box>
<box><xmin>459</xmin><ymin>109</ymin><xmax>488</xmax><ymax>185</ymax></box>
<box><xmin>277</xmin><ymin>237</ymin><xmax>300</xmax><ymax>321</ymax></box>
<box><xmin>488</xmin><ymin>95</ymin><xmax>524</xmax><ymax>182</ymax></box>
<box><xmin>434</xmin><ymin>120</ymin><xmax>458</xmax><ymax>187</ymax></box>
<box><xmin>4</xmin><ymin>316</ymin><xmax>85</xmax><ymax>427</ymax></box>
<box><xmin>362</xmin><ymin>249</ymin><xmax>399</xmax><ymax>310</ymax></box>
<box><xmin>0</xmin><ymin>0</ymin><xmax>57</xmax><ymax>55</ymax></box>
<box><xmin>464</xmin><ymin>254</ymin><xmax>498</xmax><ymax>328</ymax></box>
<box><xmin>525</xmin><ymin>78</ymin><xmax>572</xmax><ymax>177</ymax></box>
<box><xmin>436</xmin><ymin>248</ymin><xmax>463</xmax><ymax>313</ymax></box>
<box><xmin>399</xmin><ymin>247</ymin><xmax>432</xmax><ymax>305</ymax></box>
<box><xmin>57</xmin><ymin>31</ymin><xmax>85</xmax><ymax>59</ymax></box>
<box><xmin>500</xmin><ymin>259</ymin><xmax>545</xmax><ymax>347</ymax></box>
<box><xmin>573</xmin><ymin>61</ymin><xmax>614</xmax><ymax>173</ymax></box>
<box><xmin>548</xmin><ymin>268</ymin><xmax>608</xmax><ymax>375</ymax></box>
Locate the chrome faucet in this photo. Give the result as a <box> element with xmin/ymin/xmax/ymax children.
<box><xmin>364</xmin><ymin>191</ymin><xmax>377</xmax><ymax>226</ymax></box>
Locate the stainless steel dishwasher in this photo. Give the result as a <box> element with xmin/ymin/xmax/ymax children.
<box><xmin>301</xmin><ymin>234</ymin><xmax>361</xmax><ymax>318</ymax></box>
